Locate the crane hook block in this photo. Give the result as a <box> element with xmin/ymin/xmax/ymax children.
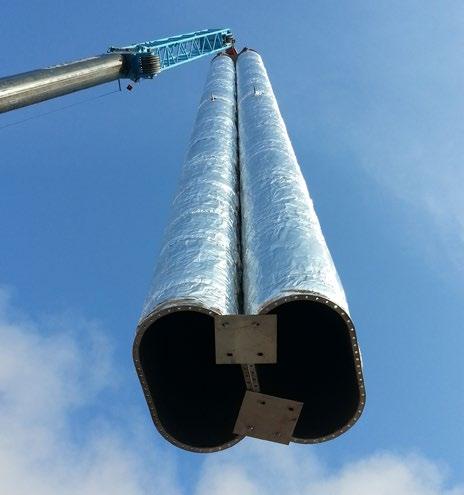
<box><xmin>108</xmin><ymin>28</ymin><xmax>235</xmax><ymax>82</ymax></box>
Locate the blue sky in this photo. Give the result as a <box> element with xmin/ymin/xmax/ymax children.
<box><xmin>1</xmin><ymin>1</ymin><xmax>463</xmax><ymax>493</ymax></box>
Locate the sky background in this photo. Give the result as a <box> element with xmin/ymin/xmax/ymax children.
<box><xmin>1</xmin><ymin>1</ymin><xmax>463</xmax><ymax>493</ymax></box>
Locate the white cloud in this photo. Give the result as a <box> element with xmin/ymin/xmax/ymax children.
<box><xmin>0</xmin><ymin>287</ymin><xmax>462</xmax><ymax>495</ymax></box>
<box><xmin>196</xmin><ymin>443</ymin><xmax>464</xmax><ymax>495</ymax></box>
<box><xmin>0</xmin><ymin>287</ymin><xmax>180</xmax><ymax>495</ymax></box>
<box><xmin>309</xmin><ymin>453</ymin><xmax>462</xmax><ymax>495</ymax></box>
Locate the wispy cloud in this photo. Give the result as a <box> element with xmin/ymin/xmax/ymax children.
<box><xmin>345</xmin><ymin>87</ymin><xmax>464</xmax><ymax>271</ymax></box>
<box><xmin>196</xmin><ymin>442</ymin><xmax>464</xmax><ymax>495</ymax></box>
<box><xmin>0</xmin><ymin>286</ymin><xmax>462</xmax><ymax>494</ymax></box>
<box><xmin>341</xmin><ymin>12</ymin><xmax>464</xmax><ymax>272</ymax></box>
<box><xmin>298</xmin><ymin>7</ymin><xmax>464</xmax><ymax>273</ymax></box>
<box><xmin>0</xmin><ymin>287</ymin><xmax>180</xmax><ymax>495</ymax></box>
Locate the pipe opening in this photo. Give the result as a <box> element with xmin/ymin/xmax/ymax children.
<box><xmin>136</xmin><ymin>310</ymin><xmax>245</xmax><ymax>451</ymax></box>
<box><xmin>258</xmin><ymin>300</ymin><xmax>360</xmax><ymax>440</ymax></box>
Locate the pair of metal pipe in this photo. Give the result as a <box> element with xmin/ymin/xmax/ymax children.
<box><xmin>134</xmin><ymin>50</ymin><xmax>365</xmax><ymax>452</ymax></box>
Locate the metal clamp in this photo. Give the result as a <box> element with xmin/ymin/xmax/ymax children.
<box><xmin>214</xmin><ymin>315</ymin><xmax>277</xmax><ymax>364</ymax></box>
<box><xmin>233</xmin><ymin>391</ymin><xmax>303</xmax><ymax>444</ymax></box>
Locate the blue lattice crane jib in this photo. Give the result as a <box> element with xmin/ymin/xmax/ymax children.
<box><xmin>0</xmin><ymin>28</ymin><xmax>235</xmax><ymax>114</ymax></box>
<box><xmin>109</xmin><ymin>28</ymin><xmax>235</xmax><ymax>81</ymax></box>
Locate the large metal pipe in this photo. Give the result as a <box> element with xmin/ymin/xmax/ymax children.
<box><xmin>0</xmin><ymin>54</ymin><xmax>125</xmax><ymax>113</ymax></box>
<box><xmin>237</xmin><ymin>49</ymin><xmax>365</xmax><ymax>443</ymax></box>
<box><xmin>133</xmin><ymin>53</ymin><xmax>244</xmax><ymax>453</ymax></box>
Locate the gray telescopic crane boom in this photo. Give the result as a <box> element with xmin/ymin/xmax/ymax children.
<box><xmin>0</xmin><ymin>28</ymin><xmax>234</xmax><ymax>114</ymax></box>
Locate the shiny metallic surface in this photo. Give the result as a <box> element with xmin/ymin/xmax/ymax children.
<box><xmin>140</xmin><ymin>53</ymin><xmax>240</xmax><ymax>320</ymax></box>
<box><xmin>140</xmin><ymin>54</ymin><xmax>161</xmax><ymax>76</ymax></box>
<box><xmin>237</xmin><ymin>49</ymin><xmax>348</xmax><ymax>315</ymax></box>
<box><xmin>214</xmin><ymin>315</ymin><xmax>277</xmax><ymax>364</ymax></box>
<box><xmin>233</xmin><ymin>391</ymin><xmax>303</xmax><ymax>444</ymax></box>
<box><xmin>237</xmin><ymin>49</ymin><xmax>365</xmax><ymax>442</ymax></box>
<box><xmin>134</xmin><ymin>54</ymin><xmax>244</xmax><ymax>453</ymax></box>
<box><xmin>0</xmin><ymin>54</ymin><xmax>124</xmax><ymax>113</ymax></box>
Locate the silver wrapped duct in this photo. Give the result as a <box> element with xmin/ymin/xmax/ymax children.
<box><xmin>133</xmin><ymin>54</ymin><xmax>245</xmax><ymax>453</ymax></box>
<box><xmin>237</xmin><ymin>49</ymin><xmax>365</xmax><ymax>443</ymax></box>
<box><xmin>140</xmin><ymin>55</ymin><xmax>239</xmax><ymax>317</ymax></box>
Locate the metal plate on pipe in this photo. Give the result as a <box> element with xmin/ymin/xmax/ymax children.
<box><xmin>233</xmin><ymin>391</ymin><xmax>303</xmax><ymax>444</ymax></box>
<box><xmin>214</xmin><ymin>315</ymin><xmax>277</xmax><ymax>364</ymax></box>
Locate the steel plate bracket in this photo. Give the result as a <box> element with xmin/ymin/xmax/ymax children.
<box><xmin>214</xmin><ymin>314</ymin><xmax>277</xmax><ymax>364</ymax></box>
<box><xmin>233</xmin><ymin>391</ymin><xmax>303</xmax><ymax>444</ymax></box>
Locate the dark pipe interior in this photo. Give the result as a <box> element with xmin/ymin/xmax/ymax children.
<box><xmin>258</xmin><ymin>300</ymin><xmax>360</xmax><ymax>439</ymax></box>
<box><xmin>137</xmin><ymin>311</ymin><xmax>245</xmax><ymax>450</ymax></box>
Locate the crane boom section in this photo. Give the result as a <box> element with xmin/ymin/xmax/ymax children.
<box><xmin>0</xmin><ymin>54</ymin><xmax>124</xmax><ymax>114</ymax></box>
<box><xmin>109</xmin><ymin>28</ymin><xmax>234</xmax><ymax>76</ymax></box>
<box><xmin>0</xmin><ymin>28</ymin><xmax>234</xmax><ymax>114</ymax></box>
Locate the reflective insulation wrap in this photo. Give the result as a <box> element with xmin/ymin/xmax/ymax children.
<box><xmin>133</xmin><ymin>54</ymin><xmax>245</xmax><ymax>453</ymax></box>
<box><xmin>237</xmin><ymin>49</ymin><xmax>365</xmax><ymax>443</ymax></box>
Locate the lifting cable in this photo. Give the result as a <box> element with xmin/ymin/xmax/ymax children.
<box><xmin>0</xmin><ymin>81</ymin><xmax>122</xmax><ymax>132</ymax></box>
